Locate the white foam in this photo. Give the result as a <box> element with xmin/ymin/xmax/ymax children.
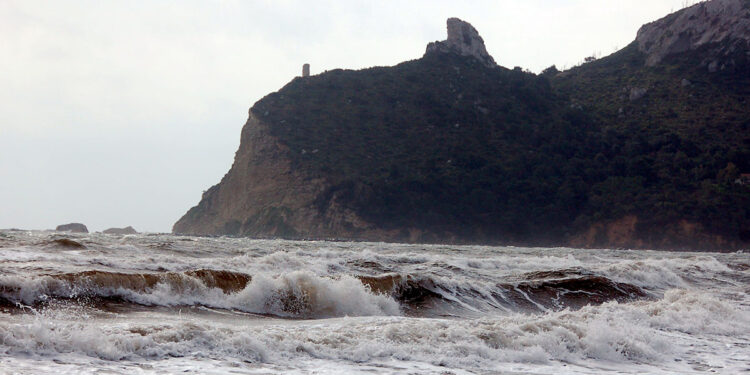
<box><xmin>2</xmin><ymin>231</ymin><xmax>749</xmax><ymax>374</ymax></box>
<box><xmin>0</xmin><ymin>288</ymin><xmax>747</xmax><ymax>374</ymax></box>
<box><xmin>231</xmin><ymin>271</ymin><xmax>400</xmax><ymax>317</ymax></box>
<box><xmin>0</xmin><ymin>271</ymin><xmax>400</xmax><ymax>318</ymax></box>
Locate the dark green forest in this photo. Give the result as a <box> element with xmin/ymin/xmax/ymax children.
<box><xmin>250</xmin><ymin>42</ymin><xmax>750</xmax><ymax>247</ymax></box>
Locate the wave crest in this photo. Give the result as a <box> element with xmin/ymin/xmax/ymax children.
<box><xmin>0</xmin><ymin>269</ymin><xmax>399</xmax><ymax>318</ymax></box>
<box><xmin>359</xmin><ymin>269</ymin><xmax>647</xmax><ymax>315</ymax></box>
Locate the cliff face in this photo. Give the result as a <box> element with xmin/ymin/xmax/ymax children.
<box><xmin>173</xmin><ymin>112</ymin><xmax>380</xmax><ymax>239</ymax></box>
<box><xmin>636</xmin><ymin>0</ymin><xmax>750</xmax><ymax>67</ymax></box>
<box><xmin>175</xmin><ymin>8</ymin><xmax>750</xmax><ymax>251</ymax></box>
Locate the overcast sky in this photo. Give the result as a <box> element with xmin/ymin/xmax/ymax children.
<box><xmin>0</xmin><ymin>0</ymin><xmax>699</xmax><ymax>232</ymax></box>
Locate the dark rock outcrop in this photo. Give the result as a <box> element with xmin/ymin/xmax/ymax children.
<box><xmin>102</xmin><ymin>226</ymin><xmax>138</xmax><ymax>235</ymax></box>
<box><xmin>55</xmin><ymin>223</ymin><xmax>88</xmax><ymax>233</ymax></box>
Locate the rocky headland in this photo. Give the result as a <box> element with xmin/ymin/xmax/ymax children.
<box><xmin>175</xmin><ymin>1</ymin><xmax>750</xmax><ymax>251</ymax></box>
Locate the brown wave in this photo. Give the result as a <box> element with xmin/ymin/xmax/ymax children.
<box><xmin>2</xmin><ymin>267</ymin><xmax>648</xmax><ymax>316</ymax></box>
<box><xmin>358</xmin><ymin>274</ymin><xmax>444</xmax><ymax>315</ymax></box>
<box><xmin>0</xmin><ymin>269</ymin><xmax>252</xmax><ymax>310</ymax></box>
<box><xmin>358</xmin><ymin>271</ymin><xmax>647</xmax><ymax>315</ymax></box>
<box><xmin>360</xmin><ymin>274</ymin><xmax>442</xmax><ymax>300</ymax></box>
<box><xmin>505</xmin><ymin>275</ymin><xmax>647</xmax><ymax>311</ymax></box>
<box><xmin>46</xmin><ymin>238</ymin><xmax>87</xmax><ymax>249</ymax></box>
<box><xmin>727</xmin><ymin>262</ymin><xmax>749</xmax><ymax>271</ymax></box>
<box><xmin>53</xmin><ymin>269</ymin><xmax>251</xmax><ymax>294</ymax></box>
<box><xmin>519</xmin><ymin>268</ymin><xmax>586</xmax><ymax>280</ymax></box>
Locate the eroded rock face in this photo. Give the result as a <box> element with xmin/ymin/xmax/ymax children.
<box><xmin>636</xmin><ymin>0</ymin><xmax>750</xmax><ymax>66</ymax></box>
<box><xmin>172</xmin><ymin>112</ymin><xmax>380</xmax><ymax>239</ymax></box>
<box><xmin>425</xmin><ymin>18</ymin><xmax>497</xmax><ymax>68</ymax></box>
<box><xmin>102</xmin><ymin>226</ymin><xmax>138</xmax><ymax>235</ymax></box>
<box><xmin>55</xmin><ymin>223</ymin><xmax>88</xmax><ymax>233</ymax></box>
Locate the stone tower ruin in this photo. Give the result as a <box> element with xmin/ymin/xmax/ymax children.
<box><xmin>302</xmin><ymin>63</ymin><xmax>310</xmax><ymax>77</ymax></box>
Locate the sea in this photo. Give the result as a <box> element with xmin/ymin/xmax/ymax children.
<box><xmin>0</xmin><ymin>230</ymin><xmax>748</xmax><ymax>374</ymax></box>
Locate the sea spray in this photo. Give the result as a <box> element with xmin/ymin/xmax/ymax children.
<box><xmin>0</xmin><ymin>230</ymin><xmax>748</xmax><ymax>374</ymax></box>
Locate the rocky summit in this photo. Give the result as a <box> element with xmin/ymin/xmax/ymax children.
<box><xmin>425</xmin><ymin>18</ymin><xmax>497</xmax><ymax>68</ymax></box>
<box><xmin>175</xmin><ymin>1</ymin><xmax>749</xmax><ymax>251</ymax></box>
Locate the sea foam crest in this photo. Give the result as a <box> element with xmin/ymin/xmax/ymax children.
<box><xmin>0</xmin><ymin>271</ymin><xmax>399</xmax><ymax>318</ymax></box>
<box><xmin>230</xmin><ymin>271</ymin><xmax>400</xmax><ymax>317</ymax></box>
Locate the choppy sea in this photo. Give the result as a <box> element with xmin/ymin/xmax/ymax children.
<box><xmin>0</xmin><ymin>230</ymin><xmax>748</xmax><ymax>374</ymax></box>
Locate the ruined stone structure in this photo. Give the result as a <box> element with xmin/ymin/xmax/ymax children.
<box><xmin>302</xmin><ymin>63</ymin><xmax>310</xmax><ymax>77</ymax></box>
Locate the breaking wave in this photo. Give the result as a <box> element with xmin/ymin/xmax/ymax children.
<box><xmin>0</xmin><ymin>270</ymin><xmax>399</xmax><ymax>318</ymax></box>
<box><xmin>0</xmin><ymin>267</ymin><xmax>647</xmax><ymax>318</ymax></box>
<box><xmin>1</xmin><ymin>231</ymin><xmax>748</xmax><ymax>374</ymax></box>
<box><xmin>0</xmin><ymin>288</ymin><xmax>747</xmax><ymax>372</ymax></box>
<box><xmin>359</xmin><ymin>268</ymin><xmax>647</xmax><ymax>315</ymax></box>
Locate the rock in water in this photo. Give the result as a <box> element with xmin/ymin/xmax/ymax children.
<box><xmin>55</xmin><ymin>223</ymin><xmax>88</xmax><ymax>233</ymax></box>
<box><xmin>102</xmin><ymin>226</ymin><xmax>138</xmax><ymax>235</ymax></box>
<box><xmin>425</xmin><ymin>18</ymin><xmax>497</xmax><ymax>67</ymax></box>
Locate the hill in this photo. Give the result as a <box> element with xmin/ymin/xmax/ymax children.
<box><xmin>174</xmin><ymin>1</ymin><xmax>750</xmax><ymax>250</ymax></box>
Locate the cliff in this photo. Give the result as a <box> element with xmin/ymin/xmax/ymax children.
<box><xmin>173</xmin><ymin>112</ymin><xmax>379</xmax><ymax>239</ymax></box>
<box><xmin>636</xmin><ymin>0</ymin><xmax>750</xmax><ymax>67</ymax></box>
<box><xmin>175</xmin><ymin>7</ymin><xmax>750</xmax><ymax>251</ymax></box>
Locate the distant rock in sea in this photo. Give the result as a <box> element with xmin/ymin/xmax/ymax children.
<box><xmin>102</xmin><ymin>226</ymin><xmax>138</xmax><ymax>235</ymax></box>
<box><xmin>55</xmin><ymin>223</ymin><xmax>88</xmax><ymax>233</ymax></box>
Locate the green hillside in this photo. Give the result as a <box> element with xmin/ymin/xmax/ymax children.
<box><xmin>554</xmin><ymin>42</ymin><xmax>750</xmax><ymax>244</ymax></box>
<box><xmin>248</xmin><ymin>43</ymin><xmax>750</xmax><ymax>247</ymax></box>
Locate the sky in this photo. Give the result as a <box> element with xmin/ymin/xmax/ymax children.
<box><xmin>0</xmin><ymin>0</ymin><xmax>700</xmax><ymax>233</ymax></box>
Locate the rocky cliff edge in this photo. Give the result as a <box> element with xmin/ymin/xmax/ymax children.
<box><xmin>636</xmin><ymin>0</ymin><xmax>750</xmax><ymax>67</ymax></box>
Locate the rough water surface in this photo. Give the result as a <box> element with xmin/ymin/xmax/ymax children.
<box><xmin>0</xmin><ymin>230</ymin><xmax>748</xmax><ymax>374</ymax></box>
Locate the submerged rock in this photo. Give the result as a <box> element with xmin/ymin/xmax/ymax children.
<box><xmin>55</xmin><ymin>223</ymin><xmax>88</xmax><ymax>233</ymax></box>
<box><xmin>103</xmin><ymin>226</ymin><xmax>138</xmax><ymax>235</ymax></box>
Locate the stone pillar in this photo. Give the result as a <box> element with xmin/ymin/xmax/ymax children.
<box><xmin>302</xmin><ymin>64</ymin><xmax>310</xmax><ymax>77</ymax></box>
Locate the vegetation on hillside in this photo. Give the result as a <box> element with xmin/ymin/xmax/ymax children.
<box><xmin>249</xmin><ymin>43</ymin><xmax>750</xmax><ymax>246</ymax></box>
<box><xmin>554</xmin><ymin>42</ymin><xmax>750</xmax><ymax>243</ymax></box>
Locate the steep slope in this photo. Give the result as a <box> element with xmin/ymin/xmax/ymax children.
<box><xmin>554</xmin><ymin>0</ymin><xmax>750</xmax><ymax>249</ymax></box>
<box><xmin>175</xmin><ymin>3</ymin><xmax>750</xmax><ymax>250</ymax></box>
